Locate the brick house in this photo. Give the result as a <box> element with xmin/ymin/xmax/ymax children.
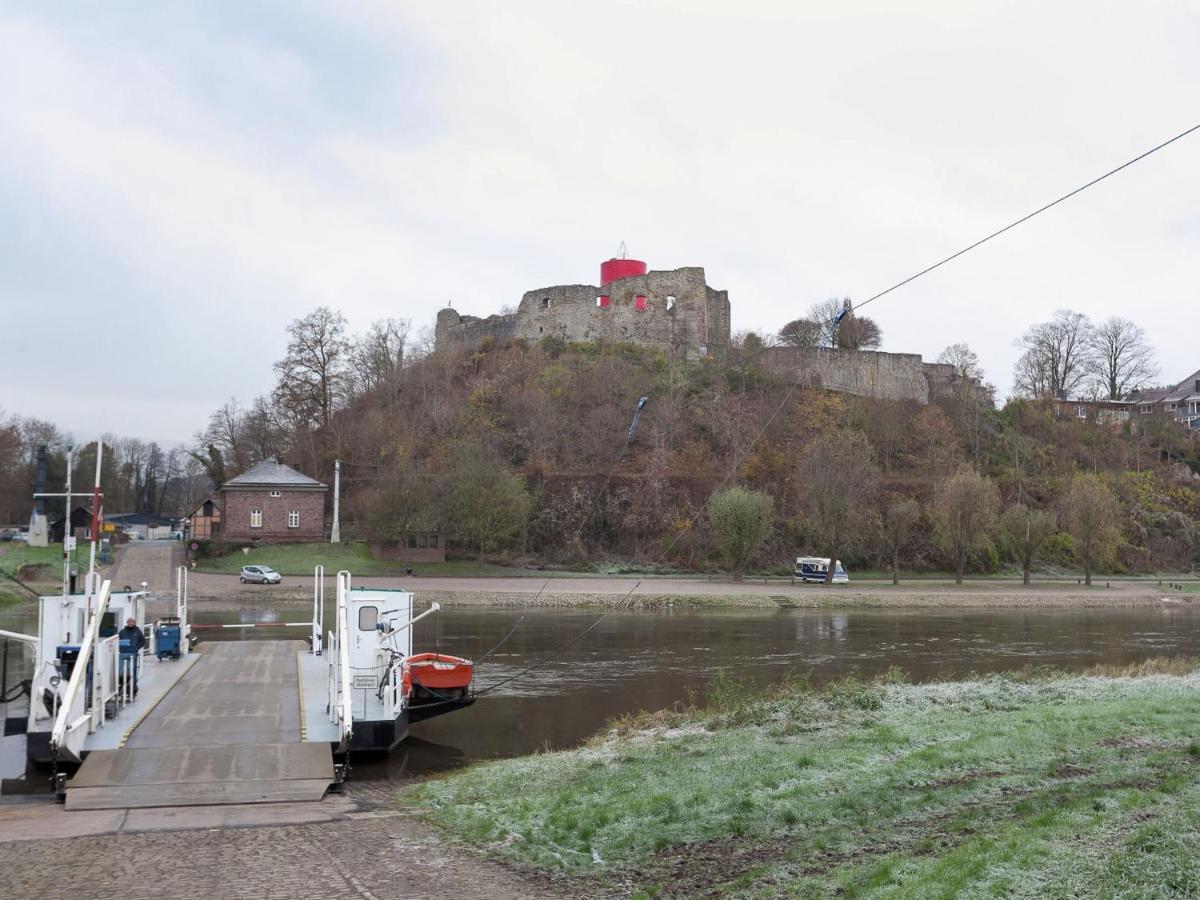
<box><xmin>219</xmin><ymin>459</ymin><xmax>327</xmax><ymax>543</ymax></box>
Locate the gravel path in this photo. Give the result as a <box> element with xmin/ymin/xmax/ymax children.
<box><xmin>179</xmin><ymin>571</ymin><xmax>1174</xmax><ymax>611</ymax></box>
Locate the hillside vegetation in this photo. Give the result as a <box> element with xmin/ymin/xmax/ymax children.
<box><xmin>323</xmin><ymin>335</ymin><xmax>1198</xmax><ymax>577</ymax></box>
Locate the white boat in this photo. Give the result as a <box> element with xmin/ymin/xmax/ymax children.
<box><xmin>794</xmin><ymin>556</ymin><xmax>850</xmax><ymax>584</ymax></box>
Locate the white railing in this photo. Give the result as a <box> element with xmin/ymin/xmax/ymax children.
<box><xmin>92</xmin><ymin>634</ymin><xmax>119</xmax><ymax>728</ymax></box>
<box><xmin>51</xmin><ymin>579</ymin><xmax>112</xmax><ymax>762</ymax></box>
<box><xmin>312</xmin><ymin>565</ymin><xmax>325</xmax><ymax>655</ymax></box>
<box><xmin>176</xmin><ymin>565</ymin><xmax>190</xmax><ymax>656</ymax></box>
<box><xmin>333</xmin><ymin>570</ymin><xmax>353</xmax><ymax>752</ymax></box>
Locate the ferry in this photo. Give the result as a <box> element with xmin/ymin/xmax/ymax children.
<box><xmin>0</xmin><ymin>566</ymin><xmax>474</xmax><ymax>806</ymax></box>
<box><xmin>1</xmin><ymin>442</ymin><xmax>475</xmax><ymax>807</ymax></box>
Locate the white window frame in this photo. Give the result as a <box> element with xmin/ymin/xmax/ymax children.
<box><xmin>250</xmin><ymin>509</ymin><xmax>262</xmax><ymax>528</ymax></box>
<box><xmin>270</xmin><ymin>490</ymin><xmax>281</xmax><ymax>498</ymax></box>
<box><xmin>288</xmin><ymin>509</ymin><xmax>300</xmax><ymax>529</ymax></box>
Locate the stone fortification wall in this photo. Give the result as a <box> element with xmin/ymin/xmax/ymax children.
<box><xmin>763</xmin><ymin>349</ymin><xmax>991</xmax><ymax>406</ymax></box>
<box><xmin>435</xmin><ymin>267</ymin><xmax>730</xmax><ymax>357</ymax></box>
<box><xmin>766</xmin><ymin>348</ymin><xmax>932</xmax><ymax>403</ymax></box>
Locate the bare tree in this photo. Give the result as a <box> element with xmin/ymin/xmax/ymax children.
<box><xmin>837</xmin><ymin>314</ymin><xmax>882</xmax><ymax>350</ymax></box>
<box><xmin>350</xmin><ymin>318</ymin><xmax>411</xmax><ymax>394</ymax></box>
<box><xmin>273</xmin><ymin>306</ymin><xmax>351</xmax><ymax>431</ymax></box>
<box><xmin>932</xmin><ymin>467</ymin><xmax>999</xmax><ymax>584</ymax></box>
<box><xmin>1012</xmin><ymin>309</ymin><xmax>1093</xmax><ymax>399</ymax></box>
<box><xmin>1063</xmin><ymin>474</ymin><xmax>1121</xmax><ymax>586</ymax></box>
<box><xmin>936</xmin><ymin>343</ymin><xmax>984</xmax><ymax>383</ymax></box>
<box><xmin>777</xmin><ymin>318</ymin><xmax>823</xmax><ymax>349</ymax></box>
<box><xmin>797</xmin><ymin>431</ymin><xmax>880</xmax><ymax>583</ymax></box>
<box><xmin>877</xmin><ymin>495</ymin><xmax>921</xmax><ymax>585</ymax></box>
<box><xmin>1087</xmin><ymin>317</ymin><xmax>1158</xmax><ymax>400</ymax></box>
<box><xmin>998</xmin><ymin>503</ymin><xmax>1057</xmax><ymax>586</ymax></box>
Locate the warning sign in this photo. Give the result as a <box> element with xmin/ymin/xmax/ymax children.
<box><xmin>352</xmin><ymin>674</ymin><xmax>377</xmax><ymax>690</ymax></box>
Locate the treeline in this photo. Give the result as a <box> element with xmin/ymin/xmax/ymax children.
<box><xmin>191</xmin><ymin>305</ymin><xmax>1198</xmax><ymax>577</ymax></box>
<box><xmin>0</xmin><ymin>413</ymin><xmax>207</xmax><ymax>525</ymax></box>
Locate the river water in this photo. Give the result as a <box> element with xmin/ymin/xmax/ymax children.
<box><xmin>4</xmin><ymin>601</ymin><xmax>1199</xmax><ymax>782</ymax></box>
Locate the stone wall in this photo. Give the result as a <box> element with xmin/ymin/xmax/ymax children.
<box><xmin>764</xmin><ymin>349</ymin><xmax>990</xmax><ymax>406</ymax></box>
<box><xmin>435</xmin><ymin>267</ymin><xmax>730</xmax><ymax>357</ymax></box>
<box><xmin>766</xmin><ymin>348</ymin><xmax>932</xmax><ymax>403</ymax></box>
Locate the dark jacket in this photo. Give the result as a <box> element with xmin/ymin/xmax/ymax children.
<box><xmin>118</xmin><ymin>624</ymin><xmax>146</xmax><ymax>652</ymax></box>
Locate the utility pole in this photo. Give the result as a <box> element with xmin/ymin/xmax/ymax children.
<box><xmin>330</xmin><ymin>459</ymin><xmax>341</xmax><ymax>544</ymax></box>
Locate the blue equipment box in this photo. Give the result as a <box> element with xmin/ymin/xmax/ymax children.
<box><xmin>155</xmin><ymin>619</ymin><xmax>182</xmax><ymax>660</ymax></box>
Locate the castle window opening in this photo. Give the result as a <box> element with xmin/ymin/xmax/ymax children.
<box><xmin>666</xmin><ymin>295</ymin><xmax>676</xmax><ymax>311</ymax></box>
<box><xmin>635</xmin><ymin>295</ymin><xmax>647</xmax><ymax>312</ymax></box>
<box><xmin>541</xmin><ymin>297</ymin><xmax>550</xmax><ymax>309</ymax></box>
<box><xmin>596</xmin><ymin>295</ymin><xmax>610</xmax><ymax>308</ymax></box>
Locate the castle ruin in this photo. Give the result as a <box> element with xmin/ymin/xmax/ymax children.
<box><xmin>436</xmin><ymin>252</ymin><xmax>730</xmax><ymax>359</ymax></box>
<box><xmin>434</xmin><ymin>250</ymin><xmax>986</xmax><ymax>407</ymax></box>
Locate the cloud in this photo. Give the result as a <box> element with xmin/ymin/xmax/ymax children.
<box><xmin>1</xmin><ymin>1</ymin><xmax>1197</xmax><ymax>445</ymax></box>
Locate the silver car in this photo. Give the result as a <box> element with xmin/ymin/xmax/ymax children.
<box><xmin>239</xmin><ymin>565</ymin><xmax>282</xmax><ymax>585</ymax></box>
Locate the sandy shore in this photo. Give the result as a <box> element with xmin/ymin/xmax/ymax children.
<box><xmin>177</xmin><ymin>571</ymin><xmax>1186</xmax><ymax>611</ymax></box>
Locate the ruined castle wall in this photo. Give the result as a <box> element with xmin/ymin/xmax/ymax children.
<box><xmin>435</xmin><ymin>267</ymin><xmax>730</xmax><ymax>356</ymax></box>
<box><xmin>435</xmin><ymin>307</ymin><xmax>519</xmax><ymax>350</ymax></box>
<box><xmin>766</xmin><ymin>348</ymin><xmax>931</xmax><ymax>403</ymax></box>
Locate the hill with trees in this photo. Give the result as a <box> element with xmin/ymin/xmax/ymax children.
<box><xmin>181</xmin><ymin>305</ymin><xmax>1198</xmax><ymax>579</ymax></box>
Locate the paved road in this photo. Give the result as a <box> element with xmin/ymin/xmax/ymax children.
<box><xmin>110</xmin><ymin>541</ymin><xmax>181</xmax><ymax>594</ymax></box>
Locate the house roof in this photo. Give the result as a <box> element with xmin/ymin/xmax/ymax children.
<box><xmin>1163</xmin><ymin>369</ymin><xmax>1200</xmax><ymax>403</ymax></box>
<box><xmin>221</xmin><ymin>459</ymin><xmax>327</xmax><ymax>491</ymax></box>
<box><xmin>185</xmin><ymin>496</ymin><xmax>220</xmax><ymax>518</ymax></box>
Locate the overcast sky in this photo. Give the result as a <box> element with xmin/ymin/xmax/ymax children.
<box><xmin>2</xmin><ymin>1</ymin><xmax>1197</xmax><ymax>447</ymax></box>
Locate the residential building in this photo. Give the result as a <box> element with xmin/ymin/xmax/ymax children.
<box><xmin>218</xmin><ymin>459</ymin><xmax>327</xmax><ymax>543</ymax></box>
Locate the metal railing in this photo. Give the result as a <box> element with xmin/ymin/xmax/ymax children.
<box><xmin>312</xmin><ymin>565</ymin><xmax>324</xmax><ymax>654</ymax></box>
<box><xmin>51</xmin><ymin>579</ymin><xmax>112</xmax><ymax>762</ymax></box>
<box><xmin>330</xmin><ymin>570</ymin><xmax>353</xmax><ymax>752</ymax></box>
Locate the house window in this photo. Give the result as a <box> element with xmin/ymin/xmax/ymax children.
<box><xmin>596</xmin><ymin>295</ymin><xmax>610</xmax><ymax>308</ymax></box>
<box><xmin>635</xmin><ymin>295</ymin><xmax>647</xmax><ymax>311</ymax></box>
<box><xmin>430</xmin><ymin>533</ymin><xmax>439</xmax><ymax>548</ymax></box>
<box><xmin>250</xmin><ymin>509</ymin><xmax>262</xmax><ymax>528</ymax></box>
<box><xmin>1076</xmin><ymin>405</ymin><xmax>1086</xmax><ymax>418</ymax></box>
<box><xmin>288</xmin><ymin>510</ymin><xmax>300</xmax><ymax>528</ymax></box>
<box><xmin>202</xmin><ymin>500</ymin><xmax>214</xmax><ymax>517</ymax></box>
<box><xmin>270</xmin><ymin>490</ymin><xmax>281</xmax><ymax>498</ymax></box>
<box><xmin>666</xmin><ymin>295</ymin><xmax>676</xmax><ymax>311</ymax></box>
<box><xmin>1141</xmin><ymin>404</ymin><xmax>1152</xmax><ymax>414</ymax></box>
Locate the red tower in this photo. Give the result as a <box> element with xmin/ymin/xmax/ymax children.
<box><xmin>600</xmin><ymin>243</ymin><xmax>647</xmax><ymax>285</ymax></box>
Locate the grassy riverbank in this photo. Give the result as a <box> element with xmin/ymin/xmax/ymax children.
<box><xmin>410</xmin><ymin>660</ymin><xmax>1200</xmax><ymax>897</ymax></box>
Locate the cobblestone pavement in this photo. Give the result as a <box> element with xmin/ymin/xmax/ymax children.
<box><xmin>0</xmin><ymin>783</ymin><xmax>572</xmax><ymax>900</ymax></box>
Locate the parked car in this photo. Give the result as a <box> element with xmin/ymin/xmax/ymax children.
<box><xmin>240</xmin><ymin>565</ymin><xmax>282</xmax><ymax>585</ymax></box>
<box><xmin>10</xmin><ymin>531</ymin><xmax>29</xmax><ymax>543</ymax></box>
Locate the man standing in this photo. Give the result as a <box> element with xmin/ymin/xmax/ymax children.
<box><xmin>118</xmin><ymin>617</ymin><xmax>146</xmax><ymax>696</ymax></box>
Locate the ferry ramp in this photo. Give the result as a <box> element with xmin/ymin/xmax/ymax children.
<box><xmin>65</xmin><ymin>641</ymin><xmax>334</xmax><ymax>811</ymax></box>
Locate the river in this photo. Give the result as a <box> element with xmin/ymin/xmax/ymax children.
<box><xmin>4</xmin><ymin>601</ymin><xmax>1199</xmax><ymax>783</ymax></box>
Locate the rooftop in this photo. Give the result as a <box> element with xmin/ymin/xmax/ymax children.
<box><xmin>221</xmin><ymin>459</ymin><xmax>326</xmax><ymax>491</ymax></box>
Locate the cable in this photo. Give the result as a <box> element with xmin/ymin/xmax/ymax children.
<box><xmin>473</xmin><ymin>579</ymin><xmax>643</xmax><ymax>697</ymax></box>
<box><xmin>661</xmin><ymin>123</ymin><xmax>1200</xmax><ymax>560</ymax></box>
<box><xmin>851</xmin><ymin>122</ymin><xmax>1200</xmax><ymax>315</ymax></box>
